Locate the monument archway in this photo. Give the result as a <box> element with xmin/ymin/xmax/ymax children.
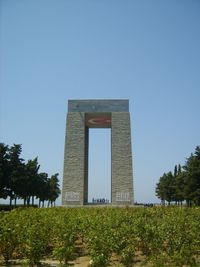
<box><xmin>62</xmin><ymin>99</ymin><xmax>134</xmax><ymax>205</ymax></box>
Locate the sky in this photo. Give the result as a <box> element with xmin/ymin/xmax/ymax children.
<box><xmin>0</xmin><ymin>0</ymin><xmax>200</xmax><ymax>204</ymax></box>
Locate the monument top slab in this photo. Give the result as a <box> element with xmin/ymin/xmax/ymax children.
<box><xmin>68</xmin><ymin>99</ymin><xmax>129</xmax><ymax>113</ymax></box>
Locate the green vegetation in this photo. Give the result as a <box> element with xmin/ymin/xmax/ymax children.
<box><xmin>0</xmin><ymin>143</ymin><xmax>60</xmax><ymax>207</ymax></box>
<box><xmin>156</xmin><ymin>146</ymin><xmax>200</xmax><ymax>206</ymax></box>
<box><xmin>0</xmin><ymin>207</ymin><xmax>200</xmax><ymax>266</ymax></box>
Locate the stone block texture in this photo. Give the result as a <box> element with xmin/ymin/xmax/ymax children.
<box><xmin>111</xmin><ymin>112</ymin><xmax>133</xmax><ymax>205</ymax></box>
<box><xmin>62</xmin><ymin>112</ymin><xmax>87</xmax><ymax>205</ymax></box>
<box><xmin>62</xmin><ymin>100</ymin><xmax>134</xmax><ymax>206</ymax></box>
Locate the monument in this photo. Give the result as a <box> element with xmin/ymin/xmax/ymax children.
<box><xmin>62</xmin><ymin>99</ymin><xmax>134</xmax><ymax>205</ymax></box>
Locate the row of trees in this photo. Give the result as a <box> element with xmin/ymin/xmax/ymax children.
<box><xmin>0</xmin><ymin>143</ymin><xmax>60</xmax><ymax>207</ymax></box>
<box><xmin>156</xmin><ymin>146</ymin><xmax>200</xmax><ymax>206</ymax></box>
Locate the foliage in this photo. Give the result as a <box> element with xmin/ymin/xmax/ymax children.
<box><xmin>0</xmin><ymin>210</ymin><xmax>20</xmax><ymax>264</ymax></box>
<box><xmin>156</xmin><ymin>146</ymin><xmax>200</xmax><ymax>206</ymax></box>
<box><xmin>0</xmin><ymin>143</ymin><xmax>60</xmax><ymax>206</ymax></box>
<box><xmin>0</xmin><ymin>207</ymin><xmax>199</xmax><ymax>266</ymax></box>
<box><xmin>17</xmin><ymin>208</ymin><xmax>51</xmax><ymax>266</ymax></box>
<box><xmin>83</xmin><ymin>209</ymin><xmax>113</xmax><ymax>267</ymax></box>
<box><xmin>51</xmin><ymin>209</ymin><xmax>78</xmax><ymax>265</ymax></box>
<box><xmin>0</xmin><ymin>143</ymin><xmax>9</xmax><ymax>199</ymax></box>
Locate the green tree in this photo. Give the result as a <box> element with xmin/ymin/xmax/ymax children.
<box><xmin>24</xmin><ymin>158</ymin><xmax>40</xmax><ymax>206</ymax></box>
<box><xmin>47</xmin><ymin>173</ymin><xmax>60</xmax><ymax>207</ymax></box>
<box><xmin>37</xmin><ymin>172</ymin><xmax>49</xmax><ymax>207</ymax></box>
<box><xmin>174</xmin><ymin>171</ymin><xmax>185</xmax><ymax>206</ymax></box>
<box><xmin>183</xmin><ymin>146</ymin><xmax>200</xmax><ymax>206</ymax></box>
<box><xmin>156</xmin><ymin>172</ymin><xmax>176</xmax><ymax>205</ymax></box>
<box><xmin>155</xmin><ymin>174</ymin><xmax>167</xmax><ymax>205</ymax></box>
<box><xmin>173</xmin><ymin>164</ymin><xmax>185</xmax><ymax>205</ymax></box>
<box><xmin>174</xmin><ymin>165</ymin><xmax>178</xmax><ymax>178</ymax></box>
<box><xmin>0</xmin><ymin>143</ymin><xmax>61</xmax><ymax>207</ymax></box>
<box><xmin>0</xmin><ymin>143</ymin><xmax>9</xmax><ymax>199</ymax></box>
<box><xmin>7</xmin><ymin>144</ymin><xmax>25</xmax><ymax>206</ymax></box>
<box><xmin>156</xmin><ymin>147</ymin><xmax>200</xmax><ymax>206</ymax></box>
<box><xmin>178</xmin><ymin>164</ymin><xmax>182</xmax><ymax>175</ymax></box>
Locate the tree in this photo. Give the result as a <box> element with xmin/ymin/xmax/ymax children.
<box><xmin>156</xmin><ymin>174</ymin><xmax>167</xmax><ymax>205</ymax></box>
<box><xmin>37</xmin><ymin>172</ymin><xmax>49</xmax><ymax>207</ymax></box>
<box><xmin>0</xmin><ymin>143</ymin><xmax>61</xmax><ymax>207</ymax></box>
<box><xmin>183</xmin><ymin>146</ymin><xmax>200</xmax><ymax>206</ymax></box>
<box><xmin>156</xmin><ymin>146</ymin><xmax>200</xmax><ymax>206</ymax></box>
<box><xmin>174</xmin><ymin>171</ymin><xmax>185</xmax><ymax>206</ymax></box>
<box><xmin>178</xmin><ymin>164</ymin><xmax>182</xmax><ymax>175</ymax></box>
<box><xmin>24</xmin><ymin>158</ymin><xmax>40</xmax><ymax>206</ymax></box>
<box><xmin>7</xmin><ymin>144</ymin><xmax>25</xmax><ymax>206</ymax></box>
<box><xmin>47</xmin><ymin>173</ymin><xmax>60</xmax><ymax>207</ymax></box>
<box><xmin>173</xmin><ymin>164</ymin><xmax>185</xmax><ymax>205</ymax></box>
<box><xmin>16</xmin><ymin>158</ymin><xmax>40</xmax><ymax>206</ymax></box>
<box><xmin>0</xmin><ymin>143</ymin><xmax>9</xmax><ymax>199</ymax></box>
<box><xmin>174</xmin><ymin>165</ymin><xmax>178</xmax><ymax>178</ymax></box>
<box><xmin>156</xmin><ymin>172</ymin><xmax>176</xmax><ymax>205</ymax></box>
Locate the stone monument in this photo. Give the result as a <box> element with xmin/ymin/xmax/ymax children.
<box><xmin>62</xmin><ymin>99</ymin><xmax>134</xmax><ymax>205</ymax></box>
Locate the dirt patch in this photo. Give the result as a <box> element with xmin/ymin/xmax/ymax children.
<box><xmin>0</xmin><ymin>253</ymin><xmax>149</xmax><ymax>267</ymax></box>
<box><xmin>42</xmin><ymin>255</ymin><xmax>91</xmax><ymax>267</ymax></box>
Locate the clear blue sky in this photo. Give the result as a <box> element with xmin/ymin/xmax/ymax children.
<box><xmin>0</xmin><ymin>0</ymin><xmax>200</xmax><ymax>204</ymax></box>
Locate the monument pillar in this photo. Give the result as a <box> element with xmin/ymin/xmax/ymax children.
<box><xmin>111</xmin><ymin>112</ymin><xmax>133</xmax><ymax>205</ymax></box>
<box><xmin>62</xmin><ymin>112</ymin><xmax>86</xmax><ymax>205</ymax></box>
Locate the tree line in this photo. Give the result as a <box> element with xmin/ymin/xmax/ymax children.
<box><xmin>156</xmin><ymin>146</ymin><xmax>200</xmax><ymax>206</ymax></box>
<box><xmin>0</xmin><ymin>143</ymin><xmax>60</xmax><ymax>207</ymax></box>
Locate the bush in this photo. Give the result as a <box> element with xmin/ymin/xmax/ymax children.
<box><xmin>0</xmin><ymin>207</ymin><xmax>199</xmax><ymax>266</ymax></box>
